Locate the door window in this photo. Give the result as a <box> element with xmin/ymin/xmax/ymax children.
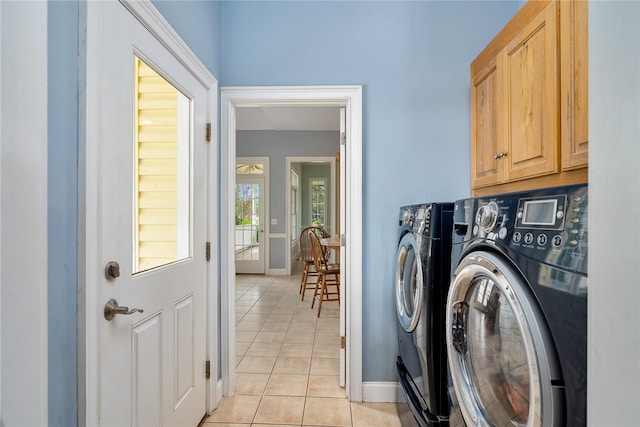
<box><xmin>447</xmin><ymin>251</ymin><xmax>561</xmax><ymax>427</ymax></box>
<box><xmin>133</xmin><ymin>56</ymin><xmax>191</xmax><ymax>273</ymax></box>
<box><xmin>465</xmin><ymin>277</ymin><xmax>530</xmax><ymax>425</ymax></box>
<box><xmin>395</xmin><ymin>233</ymin><xmax>423</xmax><ymax>333</ymax></box>
<box><xmin>235</xmin><ymin>182</ymin><xmax>261</xmax><ymax>260</ymax></box>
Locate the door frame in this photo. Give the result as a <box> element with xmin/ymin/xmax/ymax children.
<box><xmin>220</xmin><ymin>85</ymin><xmax>363</xmax><ymax>401</ymax></box>
<box><xmin>286</xmin><ymin>156</ymin><xmax>337</xmax><ymax>275</ymax></box>
<box><xmin>0</xmin><ymin>1</ymin><xmax>49</xmax><ymax>424</ymax></box>
<box><xmin>80</xmin><ymin>1</ymin><xmax>219</xmax><ymax>424</ymax></box>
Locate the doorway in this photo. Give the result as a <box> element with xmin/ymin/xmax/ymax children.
<box><xmin>220</xmin><ymin>86</ymin><xmax>363</xmax><ymax>401</ymax></box>
<box><xmin>235</xmin><ymin>156</ymin><xmax>270</xmax><ymax>274</ymax></box>
<box><xmin>287</xmin><ymin>157</ymin><xmax>337</xmax><ymax>273</ymax></box>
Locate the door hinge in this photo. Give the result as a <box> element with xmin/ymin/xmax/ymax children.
<box><xmin>206</xmin><ymin>122</ymin><xmax>212</xmax><ymax>142</ymax></box>
<box><xmin>205</xmin><ymin>360</ymin><xmax>211</xmax><ymax>379</ymax></box>
<box><xmin>340</xmin><ymin>336</ymin><xmax>346</xmax><ymax>349</ymax></box>
<box><xmin>205</xmin><ymin>241</ymin><xmax>211</xmax><ymax>261</ymax></box>
<box><xmin>340</xmin><ymin>131</ymin><xmax>346</xmax><ymax>146</ymax></box>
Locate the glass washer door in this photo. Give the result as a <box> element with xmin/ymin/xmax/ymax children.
<box><xmin>446</xmin><ymin>250</ymin><xmax>564</xmax><ymax>427</ymax></box>
<box><xmin>395</xmin><ymin>232</ymin><xmax>423</xmax><ymax>333</ymax></box>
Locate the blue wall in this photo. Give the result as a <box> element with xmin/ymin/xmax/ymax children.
<box><xmin>219</xmin><ymin>0</ymin><xmax>520</xmax><ymax>381</ymax></box>
<box><xmin>152</xmin><ymin>0</ymin><xmax>222</xmax><ymax>78</ymax></box>
<box><xmin>48</xmin><ymin>1</ymin><xmax>79</xmax><ymax>425</ymax></box>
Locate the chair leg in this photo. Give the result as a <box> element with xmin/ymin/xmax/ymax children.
<box><xmin>311</xmin><ymin>273</ymin><xmax>322</xmax><ymax>308</ymax></box>
<box><xmin>317</xmin><ymin>276</ymin><xmax>326</xmax><ymax>317</ymax></box>
<box><xmin>301</xmin><ymin>273</ymin><xmax>316</xmax><ymax>302</ymax></box>
<box><xmin>299</xmin><ymin>264</ymin><xmax>308</xmax><ymax>295</ymax></box>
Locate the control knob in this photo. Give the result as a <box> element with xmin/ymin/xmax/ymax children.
<box><xmin>476</xmin><ymin>201</ymin><xmax>499</xmax><ymax>233</ymax></box>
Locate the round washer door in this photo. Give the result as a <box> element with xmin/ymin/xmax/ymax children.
<box><xmin>446</xmin><ymin>250</ymin><xmax>564</xmax><ymax>427</ymax></box>
<box><xmin>395</xmin><ymin>233</ymin><xmax>423</xmax><ymax>333</ymax></box>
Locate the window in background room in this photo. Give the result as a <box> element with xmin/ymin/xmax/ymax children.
<box><xmin>310</xmin><ymin>178</ymin><xmax>326</xmax><ymax>229</ymax></box>
<box><xmin>291</xmin><ymin>170</ymin><xmax>299</xmax><ymax>243</ymax></box>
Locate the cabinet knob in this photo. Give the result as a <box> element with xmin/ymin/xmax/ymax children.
<box><xmin>493</xmin><ymin>151</ymin><xmax>507</xmax><ymax>160</ymax></box>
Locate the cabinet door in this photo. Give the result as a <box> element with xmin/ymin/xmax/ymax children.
<box><xmin>561</xmin><ymin>0</ymin><xmax>589</xmax><ymax>170</ymax></box>
<box><xmin>471</xmin><ymin>59</ymin><xmax>502</xmax><ymax>188</ymax></box>
<box><xmin>502</xmin><ymin>2</ymin><xmax>559</xmax><ymax>182</ymax></box>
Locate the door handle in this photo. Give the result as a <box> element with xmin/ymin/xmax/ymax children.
<box><xmin>104</xmin><ymin>298</ymin><xmax>144</xmax><ymax>321</ymax></box>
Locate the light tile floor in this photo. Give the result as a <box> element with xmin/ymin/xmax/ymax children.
<box><xmin>203</xmin><ymin>269</ymin><xmax>401</xmax><ymax>427</ymax></box>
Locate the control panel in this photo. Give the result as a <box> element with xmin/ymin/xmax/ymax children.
<box><xmin>399</xmin><ymin>204</ymin><xmax>433</xmax><ymax>236</ymax></box>
<box><xmin>455</xmin><ymin>184</ymin><xmax>588</xmax><ymax>273</ymax></box>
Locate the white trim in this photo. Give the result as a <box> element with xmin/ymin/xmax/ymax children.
<box><xmin>1</xmin><ymin>1</ymin><xmax>48</xmax><ymax>424</ymax></box>
<box><xmin>216</xmin><ymin>379</ymin><xmax>224</xmax><ymax>406</ymax></box>
<box><xmin>221</xmin><ymin>85</ymin><xmax>363</xmax><ymax>401</ymax></box>
<box><xmin>362</xmin><ymin>382</ymin><xmax>400</xmax><ymax>403</ymax></box>
<box><xmin>81</xmin><ymin>1</ymin><xmax>219</xmax><ymax>424</ymax></box>
<box><xmin>206</xmin><ymin>79</ymin><xmax>219</xmax><ymax>414</ymax></box>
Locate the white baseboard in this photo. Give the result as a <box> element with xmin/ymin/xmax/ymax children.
<box><xmin>362</xmin><ymin>381</ymin><xmax>400</xmax><ymax>403</ymax></box>
<box><xmin>268</xmin><ymin>268</ymin><xmax>288</xmax><ymax>276</ymax></box>
<box><xmin>216</xmin><ymin>378</ymin><xmax>223</xmax><ymax>406</ymax></box>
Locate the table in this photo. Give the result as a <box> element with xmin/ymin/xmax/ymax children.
<box><xmin>320</xmin><ymin>237</ymin><xmax>341</xmax><ymax>250</ymax></box>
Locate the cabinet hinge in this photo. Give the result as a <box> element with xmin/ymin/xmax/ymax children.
<box><xmin>205</xmin><ymin>242</ymin><xmax>211</xmax><ymax>261</ymax></box>
<box><xmin>340</xmin><ymin>336</ymin><xmax>346</xmax><ymax>349</ymax></box>
<box><xmin>340</xmin><ymin>131</ymin><xmax>346</xmax><ymax>146</ymax></box>
<box><xmin>205</xmin><ymin>360</ymin><xmax>211</xmax><ymax>379</ymax></box>
<box><xmin>206</xmin><ymin>122</ymin><xmax>212</xmax><ymax>142</ymax></box>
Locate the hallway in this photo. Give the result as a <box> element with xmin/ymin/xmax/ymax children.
<box><xmin>204</xmin><ymin>270</ymin><xmax>401</xmax><ymax>426</ymax></box>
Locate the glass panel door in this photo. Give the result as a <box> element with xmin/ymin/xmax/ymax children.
<box><xmin>235</xmin><ymin>176</ymin><xmax>265</xmax><ymax>274</ymax></box>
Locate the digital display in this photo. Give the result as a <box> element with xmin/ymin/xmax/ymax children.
<box><xmin>522</xmin><ymin>199</ymin><xmax>557</xmax><ymax>226</ymax></box>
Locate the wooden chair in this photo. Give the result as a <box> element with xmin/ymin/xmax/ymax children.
<box><xmin>308</xmin><ymin>231</ymin><xmax>340</xmax><ymax>317</ymax></box>
<box><xmin>298</xmin><ymin>226</ymin><xmax>329</xmax><ymax>301</ymax></box>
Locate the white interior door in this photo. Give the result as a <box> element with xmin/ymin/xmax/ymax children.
<box><xmin>339</xmin><ymin>107</ymin><xmax>347</xmax><ymax>387</ymax></box>
<box><xmin>95</xmin><ymin>2</ymin><xmax>207</xmax><ymax>425</ymax></box>
<box><xmin>235</xmin><ymin>176</ymin><xmax>266</xmax><ymax>274</ymax></box>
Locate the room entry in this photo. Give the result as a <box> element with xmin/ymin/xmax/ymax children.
<box><xmin>235</xmin><ymin>175</ymin><xmax>266</xmax><ymax>274</ymax></box>
<box><xmin>220</xmin><ymin>86</ymin><xmax>363</xmax><ymax>401</ymax></box>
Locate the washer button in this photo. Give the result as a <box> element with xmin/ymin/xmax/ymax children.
<box><xmin>552</xmin><ymin>235</ymin><xmax>563</xmax><ymax>247</ymax></box>
<box><xmin>524</xmin><ymin>233</ymin><xmax>534</xmax><ymax>244</ymax></box>
<box><xmin>513</xmin><ymin>232</ymin><xmax>522</xmax><ymax>243</ymax></box>
<box><xmin>556</xmin><ymin>210</ymin><xmax>564</xmax><ymax>219</ymax></box>
<box><xmin>537</xmin><ymin>234</ymin><xmax>547</xmax><ymax>246</ymax></box>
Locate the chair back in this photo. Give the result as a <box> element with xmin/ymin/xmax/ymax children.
<box><xmin>308</xmin><ymin>231</ymin><xmax>327</xmax><ymax>271</ymax></box>
<box><xmin>299</xmin><ymin>226</ymin><xmax>329</xmax><ymax>264</ymax></box>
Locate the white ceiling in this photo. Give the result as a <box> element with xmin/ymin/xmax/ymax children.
<box><xmin>235</xmin><ymin>106</ymin><xmax>340</xmax><ymax>131</ymax></box>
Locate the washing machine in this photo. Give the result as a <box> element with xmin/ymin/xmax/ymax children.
<box><xmin>446</xmin><ymin>184</ymin><xmax>587</xmax><ymax>427</ymax></box>
<box><xmin>395</xmin><ymin>202</ymin><xmax>454</xmax><ymax>426</ymax></box>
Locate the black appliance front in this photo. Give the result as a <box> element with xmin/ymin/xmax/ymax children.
<box><xmin>395</xmin><ymin>203</ymin><xmax>453</xmax><ymax>426</ymax></box>
<box><xmin>446</xmin><ymin>184</ymin><xmax>587</xmax><ymax>427</ymax></box>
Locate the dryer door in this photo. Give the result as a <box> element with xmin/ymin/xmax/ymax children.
<box><xmin>395</xmin><ymin>233</ymin><xmax>423</xmax><ymax>333</ymax></box>
<box><xmin>446</xmin><ymin>250</ymin><xmax>564</xmax><ymax>427</ymax></box>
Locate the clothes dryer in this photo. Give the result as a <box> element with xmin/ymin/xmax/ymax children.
<box><xmin>395</xmin><ymin>202</ymin><xmax>454</xmax><ymax>426</ymax></box>
<box><xmin>446</xmin><ymin>184</ymin><xmax>587</xmax><ymax>427</ymax></box>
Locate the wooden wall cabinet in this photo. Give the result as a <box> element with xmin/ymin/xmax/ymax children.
<box><xmin>560</xmin><ymin>0</ymin><xmax>589</xmax><ymax>170</ymax></box>
<box><xmin>471</xmin><ymin>0</ymin><xmax>588</xmax><ymax>195</ymax></box>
